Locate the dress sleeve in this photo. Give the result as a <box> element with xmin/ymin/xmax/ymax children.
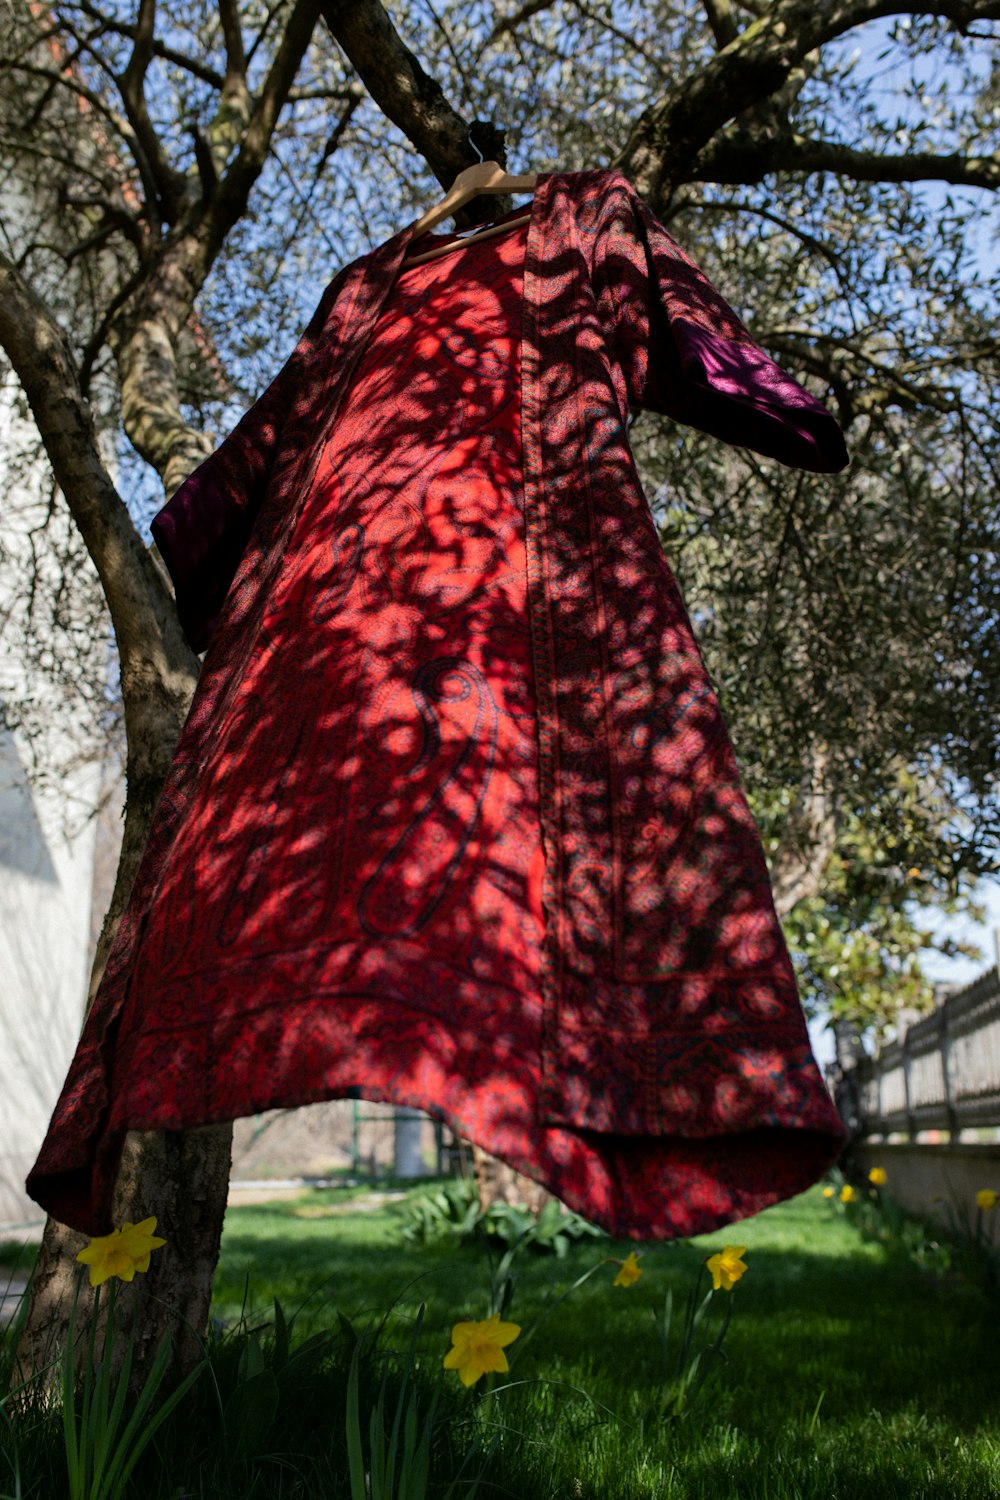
<box><xmin>150</xmin><ymin>266</ymin><xmax>351</xmax><ymax>655</ymax></box>
<box><xmin>595</xmin><ymin>174</ymin><xmax>849</xmax><ymax>473</ymax></box>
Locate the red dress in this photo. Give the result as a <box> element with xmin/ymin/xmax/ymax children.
<box><xmin>28</xmin><ymin>172</ymin><xmax>848</xmax><ymax>1238</ymax></box>
<box><xmin>125</xmin><ymin>222</ymin><xmax>555</xmax><ymax>1167</ymax></box>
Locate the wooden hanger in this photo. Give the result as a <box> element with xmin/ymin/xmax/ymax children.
<box><xmin>401</xmin><ymin>160</ymin><xmax>538</xmax><ymax>268</ymax></box>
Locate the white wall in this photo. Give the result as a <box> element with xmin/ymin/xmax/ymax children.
<box><xmin>0</xmin><ymin>732</ymin><xmax>101</xmax><ymax>1228</ymax></box>
<box><xmin>0</xmin><ymin>367</ymin><xmax>113</xmax><ymax>1231</ymax></box>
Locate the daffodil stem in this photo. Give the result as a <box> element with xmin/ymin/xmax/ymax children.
<box><xmin>509</xmin><ymin>1260</ymin><xmax>608</xmax><ymax>1364</ymax></box>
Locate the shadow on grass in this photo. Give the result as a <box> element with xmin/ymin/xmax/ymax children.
<box><xmin>3</xmin><ymin>1188</ymin><xmax>999</xmax><ymax>1500</ymax></box>
<box><xmin>214</xmin><ymin>1189</ymin><xmax>994</xmax><ymax>1436</ymax></box>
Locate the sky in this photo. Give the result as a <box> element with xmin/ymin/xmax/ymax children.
<box><xmin>919</xmin><ymin>878</ymin><xmax>1000</xmax><ymax>986</ymax></box>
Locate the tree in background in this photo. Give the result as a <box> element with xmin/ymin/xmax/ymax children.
<box><xmin>0</xmin><ymin>0</ymin><xmax>996</xmax><ymax>1371</ymax></box>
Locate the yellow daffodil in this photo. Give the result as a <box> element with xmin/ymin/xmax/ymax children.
<box><xmin>822</xmin><ymin>1185</ymin><xmax>835</xmax><ymax>1199</ymax></box>
<box><xmin>868</xmin><ymin>1167</ymin><xmax>888</xmax><ymax>1187</ymax></box>
<box><xmin>705</xmin><ymin>1245</ymin><xmax>748</xmax><ymax>1292</ymax></box>
<box><xmin>839</xmin><ymin>1185</ymin><xmax>856</xmax><ymax>1204</ymax></box>
<box><xmin>443</xmin><ymin>1312</ymin><xmax>521</xmax><ymax>1388</ymax></box>
<box><xmin>976</xmin><ymin>1189</ymin><xmax>999</xmax><ymax>1213</ymax></box>
<box><xmin>75</xmin><ymin>1216</ymin><xmax>166</xmax><ymax>1287</ymax></box>
<box><xmin>612</xmin><ymin>1251</ymin><xmax>643</xmax><ymax>1288</ymax></box>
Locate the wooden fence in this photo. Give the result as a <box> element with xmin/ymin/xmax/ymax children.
<box><xmin>833</xmin><ymin>964</ymin><xmax>1000</xmax><ymax>1140</ymax></box>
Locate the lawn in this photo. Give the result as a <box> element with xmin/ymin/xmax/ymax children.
<box><xmin>2</xmin><ymin>1180</ymin><xmax>998</xmax><ymax>1498</ymax></box>
<box><xmin>210</xmin><ymin>1181</ymin><xmax>999</xmax><ymax>1499</ymax></box>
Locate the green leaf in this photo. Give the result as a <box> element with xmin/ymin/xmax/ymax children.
<box><xmin>236</xmin><ymin>1333</ymin><xmax>265</xmax><ymax>1384</ymax></box>
<box><xmin>345</xmin><ymin>1341</ymin><xmax>368</xmax><ymax>1500</ymax></box>
<box><xmin>272</xmin><ymin>1297</ymin><xmax>291</xmax><ymax>1372</ymax></box>
<box><xmin>222</xmin><ymin>1367</ymin><xmax>279</xmax><ymax>1463</ymax></box>
<box><xmin>61</xmin><ymin>1284</ymin><xmax>81</xmax><ymax>1498</ymax></box>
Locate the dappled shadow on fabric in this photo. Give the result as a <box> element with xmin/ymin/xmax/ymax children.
<box><xmin>26</xmin><ymin>170</ymin><xmax>847</xmax><ymax>1239</ymax></box>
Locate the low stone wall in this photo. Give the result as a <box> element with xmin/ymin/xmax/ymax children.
<box><xmin>850</xmin><ymin>1142</ymin><xmax>1000</xmax><ymax>1247</ymax></box>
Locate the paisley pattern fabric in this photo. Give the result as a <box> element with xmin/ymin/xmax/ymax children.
<box><xmin>28</xmin><ymin>170</ymin><xmax>848</xmax><ymax>1238</ymax></box>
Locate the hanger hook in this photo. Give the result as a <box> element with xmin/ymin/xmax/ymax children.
<box><xmin>467</xmin><ymin>126</ymin><xmax>484</xmax><ymax>164</ymax></box>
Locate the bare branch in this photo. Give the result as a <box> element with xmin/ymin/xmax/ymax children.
<box><xmin>702</xmin><ymin>0</ymin><xmax>740</xmax><ymax>47</ymax></box>
<box><xmin>208</xmin><ymin>0</ymin><xmax>324</xmax><ymax>249</ymax></box>
<box><xmin>618</xmin><ymin>0</ymin><xmax>1000</xmax><ymax>201</ymax></box>
<box><xmin>73</xmin><ymin>1</ymin><xmax>225</xmax><ymax>88</ymax></box>
<box><xmin>116</xmin><ymin>0</ymin><xmax>186</xmax><ymax>222</ymax></box>
<box><xmin>320</xmin><ymin>0</ymin><xmax>502</xmax><ymax>194</ymax></box>
<box><xmin>0</xmin><ymin>249</ymin><xmax>184</xmax><ymax>671</ymax></box>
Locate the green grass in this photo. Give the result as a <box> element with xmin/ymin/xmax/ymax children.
<box><xmin>210</xmin><ymin>1182</ymin><xmax>999</xmax><ymax>1498</ymax></box>
<box><xmin>2</xmin><ymin>1181</ymin><xmax>998</xmax><ymax>1498</ymax></box>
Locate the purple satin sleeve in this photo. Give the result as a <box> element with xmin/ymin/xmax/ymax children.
<box><xmin>151</xmin><ymin>458</ymin><xmax>256</xmax><ymax>655</ymax></box>
<box><xmin>671</xmin><ymin>317</ymin><xmax>849</xmax><ymax>473</ymax></box>
<box><xmin>599</xmin><ymin>177</ymin><xmax>849</xmax><ymax>474</ymax></box>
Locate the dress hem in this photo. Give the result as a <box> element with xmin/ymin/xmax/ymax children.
<box><xmin>28</xmin><ymin>940</ymin><xmax>845</xmax><ymax>1239</ymax></box>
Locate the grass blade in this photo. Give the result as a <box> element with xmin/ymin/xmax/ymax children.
<box><xmin>345</xmin><ymin>1340</ymin><xmax>368</xmax><ymax>1500</ymax></box>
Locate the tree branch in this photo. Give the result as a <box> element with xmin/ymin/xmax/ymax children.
<box><xmin>6</xmin><ymin>60</ymin><xmax>141</xmax><ymax>157</ymax></box>
<box><xmin>779</xmin><ymin>135</ymin><xmax>999</xmax><ymax>191</ymax></box>
<box><xmin>763</xmin><ymin>332</ymin><xmax>988</xmax><ymax>423</ymax></box>
<box><xmin>320</xmin><ymin>0</ymin><xmax>504</xmax><ymax>195</ymax></box>
<box><xmin>702</xmin><ymin>0</ymin><xmax>740</xmax><ymax>47</ymax></box>
<box><xmin>116</xmin><ymin>0</ymin><xmax>187</xmax><ymax>222</ymax></box>
<box><xmin>770</xmin><ymin>744</ymin><xmax>840</xmax><ymax>916</ymax></box>
<box><xmin>79</xmin><ymin>261</ymin><xmax>149</xmax><ymax>395</ymax></box>
<box><xmin>103</xmin><ymin>0</ymin><xmax>327</xmax><ymax>496</ymax></box>
<box><xmin>108</xmin><ymin>268</ymin><xmax>220</xmax><ymax>498</ymax></box>
<box><xmin>207</xmin><ymin>0</ymin><xmax>323</xmax><ymax>249</ymax></box>
<box><xmin>217</xmin><ymin>0</ymin><xmax>251</xmax><ymax>131</ymax></box>
<box><xmin>683</xmin><ymin>194</ymin><xmax>854</xmax><ymax>282</ymax></box>
<box><xmin>487</xmin><ymin>0</ymin><xmax>557</xmax><ymax>43</ymax></box>
<box><xmin>618</xmin><ymin>0</ymin><xmax>1000</xmax><ymax>202</ymax></box>
<box><xmin>74</xmin><ymin>1</ymin><xmax>225</xmax><ymax>88</ymax></box>
<box><xmin>218</xmin><ymin>0</ymin><xmax>248</xmax><ymax>79</ymax></box>
<box><xmin>0</xmin><ymin>249</ymin><xmax>187</xmax><ymax>674</ymax></box>
<box><xmin>195</xmin><ymin>0</ymin><xmax>252</xmax><ymax>184</ymax></box>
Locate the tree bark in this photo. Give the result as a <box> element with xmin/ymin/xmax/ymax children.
<box><xmin>470</xmin><ymin>1145</ymin><xmax>551</xmax><ymax>1218</ymax></box>
<box><xmin>770</xmin><ymin>744</ymin><xmax>839</xmax><ymax>919</ymax></box>
<box><xmin>4</xmin><ymin>0</ymin><xmax>327</xmax><ymax>1390</ymax></box>
<box><xmin>0</xmin><ymin>244</ymin><xmax>235</xmax><ymax>1391</ymax></box>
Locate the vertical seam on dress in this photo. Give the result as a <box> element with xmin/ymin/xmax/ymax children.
<box><xmin>520</xmin><ymin>172</ymin><xmax>563</xmax><ymax>1118</ymax></box>
<box><xmin>573</xmin><ymin>195</ymin><xmax>624</xmax><ymax>983</ymax></box>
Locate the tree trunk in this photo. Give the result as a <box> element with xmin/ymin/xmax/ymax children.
<box><xmin>470</xmin><ymin>1145</ymin><xmax>550</xmax><ymax>1217</ymax></box>
<box><xmin>770</xmin><ymin>744</ymin><xmax>839</xmax><ymax>919</ymax></box>
<box><xmin>3</xmin><ymin>0</ymin><xmax>329</xmax><ymax>1400</ymax></box>
<box><xmin>16</xmin><ymin>801</ymin><xmax>235</xmax><ymax>1392</ymax></box>
<box><xmin>14</xmin><ymin>1126</ymin><xmax>232</xmax><ymax>1391</ymax></box>
<box><xmin>14</xmin><ymin>615</ymin><xmax>233</xmax><ymax>1393</ymax></box>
